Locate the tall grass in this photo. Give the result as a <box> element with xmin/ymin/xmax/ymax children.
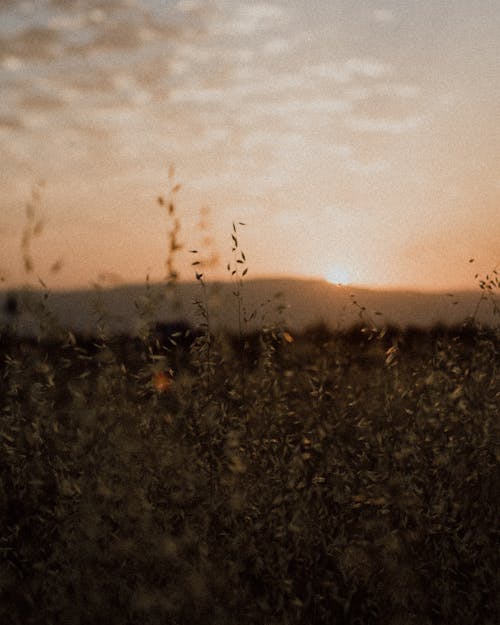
<box><xmin>0</xmin><ymin>178</ymin><xmax>498</xmax><ymax>625</ymax></box>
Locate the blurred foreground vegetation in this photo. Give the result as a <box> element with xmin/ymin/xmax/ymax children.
<box><xmin>1</xmin><ymin>315</ymin><xmax>498</xmax><ymax>625</ymax></box>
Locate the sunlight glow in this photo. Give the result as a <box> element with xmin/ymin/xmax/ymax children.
<box><xmin>325</xmin><ymin>265</ymin><xmax>352</xmax><ymax>285</ymax></box>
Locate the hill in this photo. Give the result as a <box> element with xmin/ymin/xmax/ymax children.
<box><xmin>0</xmin><ymin>278</ymin><xmax>496</xmax><ymax>336</ymax></box>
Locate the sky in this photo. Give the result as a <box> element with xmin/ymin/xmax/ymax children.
<box><xmin>0</xmin><ymin>0</ymin><xmax>499</xmax><ymax>291</ymax></box>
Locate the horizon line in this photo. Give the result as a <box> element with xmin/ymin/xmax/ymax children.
<box><xmin>0</xmin><ymin>271</ymin><xmax>485</xmax><ymax>296</ymax></box>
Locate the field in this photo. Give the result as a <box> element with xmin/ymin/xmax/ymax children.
<box><xmin>1</xmin><ymin>298</ymin><xmax>499</xmax><ymax>624</ymax></box>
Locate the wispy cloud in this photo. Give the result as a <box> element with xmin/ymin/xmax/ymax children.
<box><xmin>176</xmin><ymin>1</ymin><xmax>205</xmax><ymax>13</ymax></box>
<box><xmin>2</xmin><ymin>56</ymin><xmax>25</xmax><ymax>71</ymax></box>
<box><xmin>241</xmin><ymin>129</ymin><xmax>303</xmax><ymax>151</ymax></box>
<box><xmin>0</xmin><ymin>26</ymin><xmax>62</xmax><ymax>61</ymax></box>
<box><xmin>374</xmin><ymin>83</ymin><xmax>420</xmax><ymax>99</ymax></box>
<box><xmin>372</xmin><ymin>9</ymin><xmax>395</xmax><ymax>24</ymax></box>
<box><xmin>212</xmin><ymin>2</ymin><xmax>286</xmax><ymax>36</ymax></box>
<box><xmin>261</xmin><ymin>38</ymin><xmax>292</xmax><ymax>55</ymax></box>
<box><xmin>311</xmin><ymin>58</ymin><xmax>391</xmax><ymax>83</ymax></box>
<box><xmin>250</xmin><ymin>97</ymin><xmax>351</xmax><ymax>119</ymax></box>
<box><xmin>0</xmin><ymin>113</ymin><xmax>24</xmax><ymax>130</ymax></box>
<box><xmin>346</xmin><ymin>115</ymin><xmax>424</xmax><ymax>134</ymax></box>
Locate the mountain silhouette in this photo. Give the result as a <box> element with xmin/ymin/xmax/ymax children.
<box><xmin>1</xmin><ymin>278</ymin><xmax>497</xmax><ymax>337</ymax></box>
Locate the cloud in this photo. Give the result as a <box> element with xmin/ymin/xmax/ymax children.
<box><xmin>0</xmin><ymin>26</ymin><xmax>62</xmax><ymax>61</ymax></box>
<box><xmin>176</xmin><ymin>1</ymin><xmax>204</xmax><ymax>13</ymax></box>
<box><xmin>20</xmin><ymin>91</ymin><xmax>65</xmax><ymax>110</ymax></box>
<box><xmin>311</xmin><ymin>58</ymin><xmax>390</xmax><ymax>83</ymax></box>
<box><xmin>372</xmin><ymin>9</ymin><xmax>395</xmax><ymax>24</ymax></box>
<box><xmin>91</xmin><ymin>22</ymin><xmax>152</xmax><ymax>52</ymax></box>
<box><xmin>170</xmin><ymin>87</ymin><xmax>225</xmax><ymax>104</ymax></box>
<box><xmin>1</xmin><ymin>56</ymin><xmax>24</xmax><ymax>71</ymax></box>
<box><xmin>346</xmin><ymin>158</ymin><xmax>389</xmax><ymax>174</ymax></box>
<box><xmin>211</xmin><ymin>1</ymin><xmax>286</xmax><ymax>36</ymax></box>
<box><xmin>48</xmin><ymin>0</ymin><xmax>123</xmax><ymax>10</ymax></box>
<box><xmin>174</xmin><ymin>42</ymin><xmax>220</xmax><ymax>64</ymax></box>
<box><xmin>241</xmin><ymin>129</ymin><xmax>303</xmax><ymax>150</ymax></box>
<box><xmin>48</xmin><ymin>67</ymin><xmax>116</xmax><ymax>97</ymax></box>
<box><xmin>262</xmin><ymin>38</ymin><xmax>291</xmax><ymax>55</ymax></box>
<box><xmin>251</xmin><ymin>97</ymin><xmax>351</xmax><ymax>119</ymax></box>
<box><xmin>0</xmin><ymin>113</ymin><xmax>23</xmax><ymax>129</ymax></box>
<box><xmin>48</xmin><ymin>13</ymin><xmax>90</xmax><ymax>32</ymax></box>
<box><xmin>346</xmin><ymin>115</ymin><xmax>423</xmax><ymax>134</ymax></box>
<box><xmin>374</xmin><ymin>83</ymin><xmax>420</xmax><ymax>99</ymax></box>
<box><xmin>169</xmin><ymin>66</ymin><xmax>317</xmax><ymax>107</ymax></box>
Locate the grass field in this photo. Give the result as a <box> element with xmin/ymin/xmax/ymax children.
<box><xmin>1</xmin><ymin>310</ymin><xmax>498</xmax><ymax>624</ymax></box>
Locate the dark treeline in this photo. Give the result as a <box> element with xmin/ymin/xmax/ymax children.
<box><xmin>1</xmin><ymin>318</ymin><xmax>497</xmax><ymax>360</ymax></box>
<box><xmin>1</xmin><ymin>319</ymin><xmax>497</xmax><ymax>398</ymax></box>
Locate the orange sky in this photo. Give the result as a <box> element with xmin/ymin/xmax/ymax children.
<box><xmin>1</xmin><ymin>0</ymin><xmax>499</xmax><ymax>291</ymax></box>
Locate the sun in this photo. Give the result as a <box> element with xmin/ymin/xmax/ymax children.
<box><xmin>325</xmin><ymin>265</ymin><xmax>351</xmax><ymax>285</ymax></box>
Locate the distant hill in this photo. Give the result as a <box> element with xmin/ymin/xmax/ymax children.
<box><xmin>0</xmin><ymin>278</ymin><xmax>497</xmax><ymax>336</ymax></box>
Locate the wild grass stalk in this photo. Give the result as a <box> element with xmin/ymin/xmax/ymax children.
<box><xmin>226</xmin><ymin>221</ymin><xmax>252</xmax><ymax>396</ymax></box>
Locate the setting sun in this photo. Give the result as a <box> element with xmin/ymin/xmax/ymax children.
<box><xmin>325</xmin><ymin>265</ymin><xmax>352</xmax><ymax>285</ymax></box>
